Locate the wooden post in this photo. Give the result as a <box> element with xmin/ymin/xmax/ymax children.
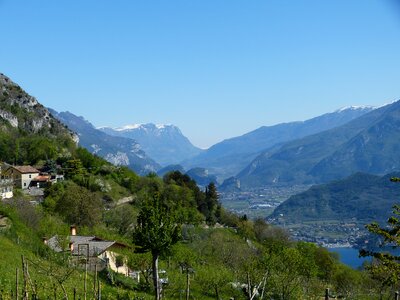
<box><xmin>94</xmin><ymin>264</ymin><xmax>98</xmax><ymax>299</ymax></box>
<box><xmin>15</xmin><ymin>268</ymin><xmax>18</xmax><ymax>300</ymax></box>
<box><xmin>325</xmin><ymin>288</ymin><xmax>329</xmax><ymax>300</ymax></box>
<box><xmin>21</xmin><ymin>256</ymin><xmax>28</xmax><ymax>300</ymax></box>
<box><xmin>73</xmin><ymin>288</ymin><xmax>76</xmax><ymax>300</ymax></box>
<box><xmin>395</xmin><ymin>291</ymin><xmax>399</xmax><ymax>300</ymax></box>
<box><xmin>97</xmin><ymin>282</ymin><xmax>101</xmax><ymax>300</ymax></box>
<box><xmin>185</xmin><ymin>269</ymin><xmax>190</xmax><ymax>300</ymax></box>
<box><xmin>84</xmin><ymin>261</ymin><xmax>88</xmax><ymax>300</ymax></box>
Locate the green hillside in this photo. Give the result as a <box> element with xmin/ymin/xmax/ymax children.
<box><xmin>271</xmin><ymin>172</ymin><xmax>400</xmax><ymax>225</ymax></box>
<box><xmin>0</xmin><ymin>73</ymin><xmax>76</xmax><ymax>166</ymax></box>
<box><xmin>0</xmin><ymin>73</ymin><xmax>397</xmax><ymax>299</ymax></box>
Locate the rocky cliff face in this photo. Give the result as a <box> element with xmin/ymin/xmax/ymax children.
<box><xmin>99</xmin><ymin>123</ymin><xmax>203</xmax><ymax>166</ymax></box>
<box><xmin>0</xmin><ymin>73</ymin><xmax>76</xmax><ymax>141</ymax></box>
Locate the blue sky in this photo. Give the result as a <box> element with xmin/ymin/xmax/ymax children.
<box><xmin>1</xmin><ymin>1</ymin><xmax>400</xmax><ymax>148</ymax></box>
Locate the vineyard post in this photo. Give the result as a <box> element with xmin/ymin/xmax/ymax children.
<box><xmin>15</xmin><ymin>268</ymin><xmax>18</xmax><ymax>300</ymax></box>
<box><xmin>97</xmin><ymin>282</ymin><xmax>101</xmax><ymax>300</ymax></box>
<box><xmin>93</xmin><ymin>264</ymin><xmax>97</xmax><ymax>299</ymax></box>
<box><xmin>84</xmin><ymin>260</ymin><xmax>87</xmax><ymax>300</ymax></box>
<box><xmin>325</xmin><ymin>288</ymin><xmax>329</xmax><ymax>300</ymax></box>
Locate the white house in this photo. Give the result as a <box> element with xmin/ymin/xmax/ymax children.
<box><xmin>4</xmin><ymin>165</ymin><xmax>40</xmax><ymax>189</ymax></box>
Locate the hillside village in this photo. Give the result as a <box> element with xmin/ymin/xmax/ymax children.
<box><xmin>0</xmin><ymin>163</ymin><xmax>64</xmax><ymax>200</ymax></box>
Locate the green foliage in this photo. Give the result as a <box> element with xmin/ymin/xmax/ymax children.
<box><xmin>63</xmin><ymin>158</ymin><xmax>87</xmax><ymax>178</ymax></box>
<box><xmin>104</xmin><ymin>204</ymin><xmax>138</xmax><ymax>236</ymax></box>
<box><xmin>46</xmin><ymin>181</ymin><xmax>103</xmax><ymax>227</ymax></box>
<box><xmin>0</xmin><ymin>79</ymin><xmax>391</xmax><ymax>299</ymax></box>
<box><xmin>361</xmin><ymin>203</ymin><xmax>400</xmax><ymax>288</ymax></box>
<box><xmin>272</xmin><ymin>172</ymin><xmax>400</xmax><ymax>226</ymax></box>
<box><xmin>163</xmin><ymin>171</ymin><xmax>222</xmax><ymax>224</ymax></box>
<box><xmin>133</xmin><ymin>192</ymin><xmax>181</xmax><ymax>257</ymax></box>
<box><xmin>115</xmin><ymin>255</ymin><xmax>125</xmax><ymax>269</ymax></box>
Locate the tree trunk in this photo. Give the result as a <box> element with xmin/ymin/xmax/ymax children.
<box><xmin>247</xmin><ymin>272</ymin><xmax>252</xmax><ymax>300</ymax></box>
<box><xmin>186</xmin><ymin>270</ymin><xmax>190</xmax><ymax>300</ymax></box>
<box><xmin>152</xmin><ymin>252</ymin><xmax>161</xmax><ymax>300</ymax></box>
<box><xmin>215</xmin><ymin>286</ymin><xmax>219</xmax><ymax>300</ymax></box>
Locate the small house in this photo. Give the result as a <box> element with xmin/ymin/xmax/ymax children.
<box><xmin>4</xmin><ymin>165</ymin><xmax>40</xmax><ymax>189</ymax></box>
<box><xmin>46</xmin><ymin>226</ymin><xmax>130</xmax><ymax>275</ymax></box>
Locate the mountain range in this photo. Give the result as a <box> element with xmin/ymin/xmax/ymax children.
<box><xmin>183</xmin><ymin>106</ymin><xmax>374</xmax><ymax>180</ymax></box>
<box><xmin>49</xmin><ymin>110</ymin><xmax>160</xmax><ymax>175</ymax></box>
<box><xmin>269</xmin><ymin>172</ymin><xmax>400</xmax><ymax>226</ymax></box>
<box><xmin>232</xmin><ymin>101</ymin><xmax>400</xmax><ymax>189</ymax></box>
<box><xmin>4</xmin><ymin>71</ymin><xmax>400</xmax><ymax>240</ymax></box>
<box><xmin>99</xmin><ymin>124</ymin><xmax>203</xmax><ymax>166</ymax></box>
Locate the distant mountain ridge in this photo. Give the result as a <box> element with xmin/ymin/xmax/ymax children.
<box><xmin>235</xmin><ymin>100</ymin><xmax>400</xmax><ymax>188</ymax></box>
<box><xmin>270</xmin><ymin>172</ymin><xmax>400</xmax><ymax>226</ymax></box>
<box><xmin>99</xmin><ymin>123</ymin><xmax>203</xmax><ymax>166</ymax></box>
<box><xmin>183</xmin><ymin>106</ymin><xmax>375</xmax><ymax>180</ymax></box>
<box><xmin>49</xmin><ymin>110</ymin><xmax>160</xmax><ymax>175</ymax></box>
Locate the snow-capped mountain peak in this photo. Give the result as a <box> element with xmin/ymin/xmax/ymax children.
<box><xmin>334</xmin><ymin>105</ymin><xmax>376</xmax><ymax>113</ymax></box>
<box><xmin>109</xmin><ymin>123</ymin><xmax>178</xmax><ymax>132</ymax></box>
<box><xmin>98</xmin><ymin>123</ymin><xmax>202</xmax><ymax>166</ymax></box>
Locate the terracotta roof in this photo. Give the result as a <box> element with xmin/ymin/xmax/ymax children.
<box><xmin>32</xmin><ymin>175</ymin><xmax>51</xmax><ymax>182</ymax></box>
<box><xmin>12</xmin><ymin>166</ymin><xmax>40</xmax><ymax>174</ymax></box>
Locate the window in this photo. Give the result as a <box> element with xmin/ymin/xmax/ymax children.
<box><xmin>29</xmin><ymin>175</ymin><xmax>31</xmax><ymax>178</ymax></box>
<box><xmin>24</xmin><ymin>183</ymin><xmax>26</xmax><ymax>187</ymax></box>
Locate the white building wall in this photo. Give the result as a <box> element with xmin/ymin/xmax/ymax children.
<box><xmin>21</xmin><ymin>173</ymin><xmax>39</xmax><ymax>189</ymax></box>
<box><xmin>100</xmin><ymin>251</ymin><xmax>129</xmax><ymax>276</ymax></box>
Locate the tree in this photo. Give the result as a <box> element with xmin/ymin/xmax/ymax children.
<box><xmin>359</xmin><ymin>177</ymin><xmax>400</xmax><ymax>288</ymax></box>
<box><xmin>128</xmin><ymin>252</ymin><xmax>153</xmax><ymax>291</ymax></box>
<box><xmin>54</xmin><ymin>182</ymin><xmax>103</xmax><ymax>227</ymax></box>
<box><xmin>205</xmin><ymin>182</ymin><xmax>219</xmax><ymax>224</ymax></box>
<box><xmin>197</xmin><ymin>265</ymin><xmax>233</xmax><ymax>300</ymax></box>
<box><xmin>172</xmin><ymin>244</ymin><xmax>198</xmax><ymax>300</ymax></box>
<box><xmin>133</xmin><ymin>193</ymin><xmax>181</xmax><ymax>300</ymax></box>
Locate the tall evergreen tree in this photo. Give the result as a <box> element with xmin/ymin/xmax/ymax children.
<box><xmin>205</xmin><ymin>182</ymin><xmax>219</xmax><ymax>224</ymax></box>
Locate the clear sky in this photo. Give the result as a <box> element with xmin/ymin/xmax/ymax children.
<box><xmin>1</xmin><ymin>0</ymin><xmax>400</xmax><ymax>148</ymax></box>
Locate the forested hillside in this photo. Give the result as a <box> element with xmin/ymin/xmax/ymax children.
<box><xmin>0</xmin><ymin>73</ymin><xmax>397</xmax><ymax>299</ymax></box>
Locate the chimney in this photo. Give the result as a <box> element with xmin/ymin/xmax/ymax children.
<box><xmin>70</xmin><ymin>225</ymin><xmax>77</xmax><ymax>236</ymax></box>
<box><xmin>69</xmin><ymin>242</ymin><xmax>74</xmax><ymax>253</ymax></box>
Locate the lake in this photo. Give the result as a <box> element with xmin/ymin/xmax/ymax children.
<box><xmin>329</xmin><ymin>247</ymin><xmax>370</xmax><ymax>269</ymax></box>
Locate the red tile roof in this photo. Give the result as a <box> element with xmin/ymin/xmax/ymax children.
<box><xmin>32</xmin><ymin>175</ymin><xmax>50</xmax><ymax>182</ymax></box>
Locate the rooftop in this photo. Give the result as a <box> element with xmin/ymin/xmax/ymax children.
<box><xmin>12</xmin><ymin>166</ymin><xmax>40</xmax><ymax>174</ymax></box>
<box><xmin>47</xmin><ymin>235</ymin><xmax>117</xmax><ymax>257</ymax></box>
